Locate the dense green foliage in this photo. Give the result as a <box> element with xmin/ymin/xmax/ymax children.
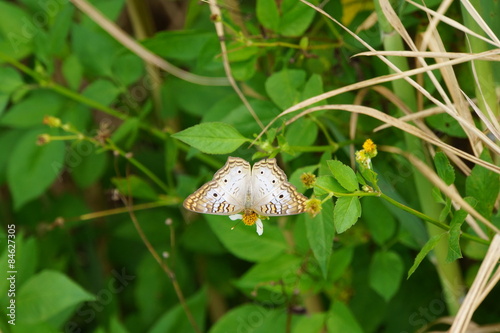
<box><xmin>0</xmin><ymin>0</ymin><xmax>499</xmax><ymax>332</ymax></box>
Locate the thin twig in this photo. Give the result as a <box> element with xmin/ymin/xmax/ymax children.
<box><xmin>207</xmin><ymin>0</ymin><xmax>265</xmax><ymax>129</ymax></box>
<box><xmin>122</xmin><ymin>194</ymin><xmax>202</xmax><ymax>333</ymax></box>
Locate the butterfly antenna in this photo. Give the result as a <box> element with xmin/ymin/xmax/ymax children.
<box><xmin>231</xmin><ymin>220</ymin><xmax>242</xmax><ymax>230</ymax></box>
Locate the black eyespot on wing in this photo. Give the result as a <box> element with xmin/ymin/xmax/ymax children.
<box><xmin>279</xmin><ymin>194</ymin><xmax>284</xmax><ymax>198</ymax></box>
<box><xmin>238</xmin><ymin>170</ymin><xmax>241</xmax><ymax>173</ymax></box>
<box><xmin>224</xmin><ymin>179</ymin><xmax>228</xmax><ymax>182</ymax></box>
<box><xmin>260</xmin><ymin>171</ymin><xmax>264</xmax><ymax>174</ymax></box>
<box><xmin>213</xmin><ymin>193</ymin><xmax>218</xmax><ymax>197</ymax></box>
<box><xmin>272</xmin><ymin>180</ymin><xmax>276</xmax><ymax>183</ymax></box>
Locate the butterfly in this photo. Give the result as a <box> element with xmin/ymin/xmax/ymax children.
<box><xmin>183</xmin><ymin>157</ymin><xmax>307</xmax><ymax>234</ymax></box>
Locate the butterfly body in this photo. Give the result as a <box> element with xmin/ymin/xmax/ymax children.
<box><xmin>183</xmin><ymin>157</ymin><xmax>307</xmax><ymax>216</ymax></box>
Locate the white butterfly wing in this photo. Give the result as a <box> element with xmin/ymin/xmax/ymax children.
<box><xmin>250</xmin><ymin>159</ymin><xmax>307</xmax><ymax>216</ymax></box>
<box><xmin>183</xmin><ymin>157</ymin><xmax>250</xmax><ymax>215</ymax></box>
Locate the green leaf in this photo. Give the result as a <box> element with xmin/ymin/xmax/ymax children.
<box><xmin>286</xmin><ymin>118</ymin><xmax>318</xmax><ymax>149</ymax></box>
<box><xmin>167</xmin><ymin>79</ymin><xmax>232</xmax><ymax>117</ymax></box>
<box><xmin>408</xmin><ymin>233</ymin><xmax>446</xmax><ymax>278</ymax></box>
<box><xmin>329</xmin><ymin>246</ymin><xmax>354</xmax><ymax>282</ymax></box>
<box><xmin>313</xmin><ymin>176</ymin><xmax>346</xmax><ymax>196</ymax></box>
<box><xmin>426</xmin><ymin>113</ymin><xmax>467</xmax><ymax>138</ymax></box>
<box><xmin>0</xmin><ymin>93</ymin><xmax>9</xmax><ymax>116</ymax></box>
<box><xmin>149</xmin><ymin>287</ymin><xmax>206</xmax><ymax>333</ymax></box>
<box><xmin>293</xmin><ymin>313</ymin><xmax>326</xmax><ymax>333</ymax></box>
<box><xmin>438</xmin><ymin>196</ymin><xmax>452</xmax><ymax>222</ymax></box>
<box><xmin>0</xmin><ymin>130</ymin><xmax>23</xmax><ymax>185</ymax></box>
<box><xmin>165</xmin><ymin>135</ymin><xmax>179</xmax><ymax>183</ymax></box>
<box><xmin>369</xmin><ymin>251</ymin><xmax>404</xmax><ymax>301</ymax></box>
<box><xmin>206</xmin><ymin>215</ymin><xmax>287</xmax><ymax>262</ymax></box>
<box><xmin>327</xmin><ymin>160</ymin><xmax>359</xmax><ymax>192</ymax></box>
<box><xmin>180</xmin><ymin>218</ymin><xmax>225</xmax><ymax>255</ymax></box>
<box><xmin>209</xmin><ymin>304</ymin><xmax>287</xmax><ymax>333</ymax></box>
<box><xmin>112</xmin><ymin>175</ymin><xmax>159</xmax><ymax>201</ymax></box>
<box><xmin>0</xmin><ymin>90</ymin><xmax>65</xmax><ymax>128</ymax></box>
<box><xmin>0</xmin><ymin>234</ymin><xmax>38</xmax><ymax>295</ymax></box>
<box><xmin>82</xmin><ymin>79</ymin><xmax>120</xmax><ymax>106</ymax></box>
<box><xmin>333</xmin><ymin>196</ymin><xmax>361</xmax><ymax>233</ymax></box>
<box><xmin>265</xmin><ymin>69</ymin><xmax>306</xmax><ymax>109</ymax></box>
<box><xmin>359</xmin><ymin>165</ymin><xmax>378</xmax><ymax>188</ymax></box>
<box><xmin>17</xmin><ymin>270</ymin><xmax>94</xmax><ymax>324</ymax></box>
<box><xmin>305</xmin><ymin>199</ymin><xmax>334</xmax><ymax>278</ymax></box>
<box><xmin>7</xmin><ymin>128</ymin><xmax>65</xmax><ymax>209</ymax></box>
<box><xmin>257</xmin><ymin>0</ymin><xmax>280</xmax><ymax>31</ymax></box>
<box><xmin>318</xmin><ymin>152</ymin><xmax>333</xmax><ymax>176</ymax></box>
<box><xmin>289</xmin><ymin>164</ymin><xmax>318</xmax><ymax>193</ymax></box>
<box><xmin>71</xmin><ymin>23</ymin><xmax>119</xmax><ymax>77</ymax></box>
<box><xmin>203</xmin><ymin>99</ymin><xmax>279</xmax><ymax>138</ymax></box>
<box><xmin>109</xmin><ymin>315</ymin><xmax>129</xmax><ymax>333</ymax></box>
<box><xmin>362</xmin><ymin>197</ymin><xmax>396</xmax><ymax>245</ymax></box>
<box><xmin>434</xmin><ymin>152</ymin><xmax>455</xmax><ymax>185</ymax></box>
<box><xmin>62</xmin><ymin>54</ymin><xmax>83</xmax><ymax>91</ymax></box>
<box><xmin>71</xmin><ymin>150</ymin><xmax>108</xmax><ymax>189</ymax></box>
<box><xmin>326</xmin><ymin>301</ymin><xmax>363</xmax><ymax>333</ymax></box>
<box><xmin>446</xmin><ymin>209</ymin><xmax>468</xmax><ymax>262</ymax></box>
<box><xmin>279</xmin><ymin>0</ymin><xmax>317</xmax><ymax>37</ymax></box>
<box><xmin>46</xmin><ymin>4</ymin><xmax>74</xmax><ymax>56</ymax></box>
<box><xmin>302</xmin><ymin>74</ymin><xmax>324</xmax><ymax>103</ymax></box>
<box><xmin>432</xmin><ymin>187</ymin><xmax>445</xmax><ymax>204</ymax></box>
<box><xmin>0</xmin><ymin>2</ymin><xmax>34</xmax><ymax>59</ymax></box>
<box><xmin>230</xmin><ymin>56</ymin><xmax>258</xmax><ymax>81</ymax></box>
<box><xmin>59</xmin><ymin>104</ymin><xmax>92</xmax><ymax>132</ymax></box>
<box><xmin>172</xmin><ymin>122</ymin><xmax>249</xmax><ymax>155</ymax></box>
<box><xmin>112</xmin><ymin>52</ymin><xmax>144</xmax><ymax>86</ymax></box>
<box><xmin>143</xmin><ymin>30</ymin><xmax>216</xmax><ymax>61</ymax></box>
<box><xmin>0</xmin><ymin>66</ymin><xmax>24</xmax><ymax>94</ymax></box>
<box><xmin>111</xmin><ymin>117</ymin><xmax>140</xmax><ymax>149</ymax></box>
<box><xmin>465</xmin><ymin>150</ymin><xmax>499</xmax><ymax>219</ymax></box>
<box><xmin>226</xmin><ymin>43</ymin><xmax>259</xmax><ymax>62</ymax></box>
<box><xmin>235</xmin><ymin>254</ymin><xmax>302</xmax><ymax>292</ymax></box>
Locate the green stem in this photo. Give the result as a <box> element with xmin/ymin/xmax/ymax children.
<box><xmin>374</xmin><ymin>0</ymin><xmax>464</xmax><ymax>314</ymax></box>
<box><xmin>288</xmin><ymin>145</ymin><xmax>338</xmax><ymax>153</ymax></box>
<box><xmin>0</xmin><ymin>51</ymin><xmax>167</xmax><ymax>141</ymax></box>
<box><xmin>315</xmin><ymin>182</ymin><xmax>489</xmax><ymax>245</ymax></box>
<box><xmin>106</xmin><ymin>141</ymin><xmax>170</xmax><ymax>193</ymax></box>
<box><xmin>380</xmin><ymin>194</ymin><xmax>488</xmax><ymax>245</ymax></box>
<box><xmin>461</xmin><ymin>0</ymin><xmax>500</xmax><ymax>121</ymax></box>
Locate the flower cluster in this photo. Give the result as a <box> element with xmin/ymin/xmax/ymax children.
<box><xmin>356</xmin><ymin>139</ymin><xmax>377</xmax><ymax>169</ymax></box>
<box><xmin>300</xmin><ymin>172</ymin><xmax>316</xmax><ymax>188</ymax></box>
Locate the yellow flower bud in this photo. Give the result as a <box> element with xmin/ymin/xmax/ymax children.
<box><xmin>42</xmin><ymin>116</ymin><xmax>61</xmax><ymax>128</ymax></box>
<box><xmin>300</xmin><ymin>172</ymin><xmax>316</xmax><ymax>188</ymax></box>
<box><xmin>305</xmin><ymin>198</ymin><xmax>322</xmax><ymax>218</ymax></box>
<box><xmin>37</xmin><ymin>134</ymin><xmax>51</xmax><ymax>145</ymax></box>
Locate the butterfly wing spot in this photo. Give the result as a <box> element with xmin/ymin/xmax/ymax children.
<box><xmin>183</xmin><ymin>157</ymin><xmax>251</xmax><ymax>215</ymax></box>
<box><xmin>251</xmin><ymin>158</ymin><xmax>308</xmax><ymax>216</ymax></box>
<box><xmin>184</xmin><ymin>156</ymin><xmax>307</xmax><ymax>217</ymax></box>
<box><xmin>257</xmin><ymin>186</ymin><xmax>307</xmax><ymax>215</ymax></box>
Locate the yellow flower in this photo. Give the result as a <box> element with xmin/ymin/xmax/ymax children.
<box><xmin>300</xmin><ymin>172</ymin><xmax>316</xmax><ymax>188</ymax></box>
<box><xmin>305</xmin><ymin>198</ymin><xmax>322</xmax><ymax>218</ymax></box>
<box><xmin>230</xmin><ymin>210</ymin><xmax>263</xmax><ymax>235</ymax></box>
<box><xmin>362</xmin><ymin>139</ymin><xmax>377</xmax><ymax>158</ymax></box>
